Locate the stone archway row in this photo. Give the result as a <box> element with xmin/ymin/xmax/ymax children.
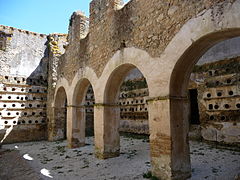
<box><xmin>52</xmin><ymin>1</ymin><xmax>240</xmax><ymax>179</ymax></box>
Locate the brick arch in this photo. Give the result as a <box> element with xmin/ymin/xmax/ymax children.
<box><xmin>54</xmin><ymin>86</ymin><xmax>68</xmax><ymax>108</ymax></box>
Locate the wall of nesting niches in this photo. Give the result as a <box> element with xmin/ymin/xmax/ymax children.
<box><xmin>118</xmin><ymin>77</ymin><xmax>149</xmax><ymax>134</ymax></box>
<box><xmin>84</xmin><ymin>85</ymin><xmax>95</xmax><ymax>136</ymax></box>
<box><xmin>84</xmin><ymin>77</ymin><xmax>149</xmax><ymax>135</ymax></box>
<box><xmin>196</xmin><ymin>57</ymin><xmax>240</xmax><ymax>123</ymax></box>
<box><xmin>0</xmin><ymin>75</ymin><xmax>48</xmax><ymax>142</ymax></box>
<box><xmin>192</xmin><ymin>57</ymin><xmax>240</xmax><ymax>143</ymax></box>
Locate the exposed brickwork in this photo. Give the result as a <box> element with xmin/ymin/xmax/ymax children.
<box><xmin>150</xmin><ymin>133</ymin><xmax>171</xmax><ymax>156</ymax></box>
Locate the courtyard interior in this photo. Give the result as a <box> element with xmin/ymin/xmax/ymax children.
<box><xmin>0</xmin><ymin>135</ymin><xmax>239</xmax><ymax>180</ymax></box>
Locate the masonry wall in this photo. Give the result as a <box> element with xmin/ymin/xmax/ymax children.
<box><xmin>192</xmin><ymin>57</ymin><xmax>240</xmax><ymax>145</ymax></box>
<box><xmin>57</xmin><ymin>0</ymin><xmax>233</xmax><ymax>82</ymax></box>
<box><xmin>51</xmin><ymin>0</ymin><xmax>239</xmax><ymax>143</ymax></box>
<box><xmin>46</xmin><ymin>33</ymin><xmax>67</xmax><ymax>141</ymax></box>
<box><xmin>119</xmin><ymin>76</ymin><xmax>149</xmax><ymax>134</ymax></box>
<box><xmin>0</xmin><ymin>25</ymin><xmax>49</xmax><ymax>143</ymax></box>
<box><xmin>83</xmin><ymin>37</ymin><xmax>239</xmax><ymax>144</ymax></box>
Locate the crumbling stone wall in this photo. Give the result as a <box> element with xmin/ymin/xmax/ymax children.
<box><xmin>0</xmin><ymin>25</ymin><xmax>49</xmax><ymax>143</ymax></box>
<box><xmin>192</xmin><ymin>57</ymin><xmax>240</xmax><ymax>145</ymax></box>
<box><xmin>49</xmin><ymin>0</ymin><xmax>239</xmax><ymax>143</ymax></box>
<box><xmin>48</xmin><ymin>1</ymin><xmax>240</xmax><ymax>178</ymax></box>
<box><xmin>56</xmin><ymin>11</ymin><xmax>89</xmax><ymax>83</ymax></box>
<box><xmin>57</xmin><ymin>0</ymin><xmax>235</xmax><ymax>82</ymax></box>
<box><xmin>46</xmin><ymin>33</ymin><xmax>67</xmax><ymax>141</ymax></box>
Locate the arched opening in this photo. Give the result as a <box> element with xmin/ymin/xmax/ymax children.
<box><xmin>85</xmin><ymin>85</ymin><xmax>95</xmax><ymax>137</ymax></box>
<box><xmin>70</xmin><ymin>78</ymin><xmax>95</xmax><ymax>148</ymax></box>
<box><xmin>98</xmin><ymin>63</ymin><xmax>151</xmax><ymax>175</ymax></box>
<box><xmin>170</xmin><ymin>30</ymin><xmax>240</xmax><ymax>179</ymax></box>
<box><xmin>54</xmin><ymin>87</ymin><xmax>67</xmax><ymax>140</ymax></box>
<box><xmin>119</xmin><ymin>68</ymin><xmax>149</xmax><ymax>135</ymax></box>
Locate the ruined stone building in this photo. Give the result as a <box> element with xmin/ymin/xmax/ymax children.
<box><xmin>1</xmin><ymin>0</ymin><xmax>240</xmax><ymax>179</ymax></box>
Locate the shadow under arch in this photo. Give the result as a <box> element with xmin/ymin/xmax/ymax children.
<box><xmin>96</xmin><ymin>63</ymin><xmax>150</xmax><ymax>158</ymax></box>
<box><xmin>169</xmin><ymin>29</ymin><xmax>240</xmax><ymax>179</ymax></box>
<box><xmin>53</xmin><ymin>86</ymin><xmax>68</xmax><ymax>141</ymax></box>
<box><xmin>68</xmin><ymin>78</ymin><xmax>95</xmax><ymax>148</ymax></box>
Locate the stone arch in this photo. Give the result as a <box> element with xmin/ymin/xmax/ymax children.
<box><xmin>71</xmin><ymin>66</ymin><xmax>98</xmax><ymax>98</ymax></box>
<box><xmin>168</xmin><ymin>29</ymin><xmax>240</xmax><ymax>180</ymax></box>
<box><xmin>95</xmin><ymin>63</ymin><xmax>151</xmax><ymax>159</ymax></box>
<box><xmin>49</xmin><ymin>77</ymin><xmax>70</xmax><ymax>141</ymax></box>
<box><xmin>66</xmin><ymin>67</ymin><xmax>98</xmax><ymax>148</ymax></box>
<box><xmin>170</xmin><ymin>29</ymin><xmax>240</xmax><ymax>97</ymax></box>
<box><xmin>93</xmin><ymin>48</ymin><xmax>158</xmax><ymax>160</ymax></box>
<box><xmin>155</xmin><ymin>1</ymin><xmax>240</xmax><ymax>179</ymax></box>
<box><xmin>68</xmin><ymin>78</ymin><xmax>96</xmax><ymax>148</ymax></box>
<box><xmin>95</xmin><ymin>47</ymin><xmax>162</xmax><ymax>102</ymax></box>
<box><xmin>104</xmin><ymin>63</ymin><xmax>137</xmax><ymax>104</ymax></box>
<box><xmin>53</xmin><ymin>86</ymin><xmax>68</xmax><ymax>141</ymax></box>
<box><xmin>53</xmin><ymin>77</ymin><xmax>70</xmax><ymax>105</ymax></box>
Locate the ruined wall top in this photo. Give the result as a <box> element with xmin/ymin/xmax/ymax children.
<box><xmin>0</xmin><ymin>25</ymin><xmax>47</xmax><ymax>38</ymax></box>
<box><xmin>0</xmin><ymin>25</ymin><xmax>49</xmax><ymax>78</ymax></box>
<box><xmin>90</xmin><ymin>0</ymin><xmax>124</xmax><ymax>24</ymax></box>
<box><xmin>68</xmin><ymin>11</ymin><xmax>89</xmax><ymax>43</ymax></box>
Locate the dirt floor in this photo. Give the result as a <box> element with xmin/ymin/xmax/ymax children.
<box><xmin>0</xmin><ymin>136</ymin><xmax>239</xmax><ymax>180</ymax></box>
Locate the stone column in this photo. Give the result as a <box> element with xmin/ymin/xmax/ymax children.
<box><xmin>94</xmin><ymin>103</ymin><xmax>120</xmax><ymax>159</ymax></box>
<box><xmin>148</xmin><ymin>96</ymin><xmax>191</xmax><ymax>180</ymax></box>
<box><xmin>48</xmin><ymin>106</ymin><xmax>66</xmax><ymax>141</ymax></box>
<box><xmin>47</xmin><ymin>106</ymin><xmax>55</xmax><ymax>141</ymax></box>
<box><xmin>170</xmin><ymin>96</ymin><xmax>191</xmax><ymax>180</ymax></box>
<box><xmin>67</xmin><ymin>105</ymin><xmax>86</xmax><ymax>148</ymax></box>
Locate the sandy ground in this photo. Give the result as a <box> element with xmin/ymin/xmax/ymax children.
<box><xmin>1</xmin><ymin>136</ymin><xmax>240</xmax><ymax>180</ymax></box>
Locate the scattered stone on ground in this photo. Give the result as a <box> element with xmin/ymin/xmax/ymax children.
<box><xmin>0</xmin><ymin>137</ymin><xmax>239</xmax><ymax>180</ymax></box>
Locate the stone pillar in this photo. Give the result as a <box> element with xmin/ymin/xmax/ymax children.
<box><xmin>148</xmin><ymin>96</ymin><xmax>191</xmax><ymax>180</ymax></box>
<box><xmin>47</xmin><ymin>106</ymin><xmax>55</xmax><ymax>141</ymax></box>
<box><xmin>170</xmin><ymin>96</ymin><xmax>191</xmax><ymax>180</ymax></box>
<box><xmin>67</xmin><ymin>105</ymin><xmax>86</xmax><ymax>148</ymax></box>
<box><xmin>94</xmin><ymin>103</ymin><xmax>120</xmax><ymax>159</ymax></box>
<box><xmin>48</xmin><ymin>106</ymin><xmax>66</xmax><ymax>141</ymax></box>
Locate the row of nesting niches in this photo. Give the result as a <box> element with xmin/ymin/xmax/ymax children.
<box><xmin>0</xmin><ymin>75</ymin><xmax>47</xmax><ymax>126</ymax></box>
<box><xmin>202</xmin><ymin>65</ymin><xmax>240</xmax><ymax>122</ymax></box>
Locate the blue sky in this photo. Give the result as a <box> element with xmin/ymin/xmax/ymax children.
<box><xmin>0</xmin><ymin>0</ymin><xmax>130</xmax><ymax>34</ymax></box>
